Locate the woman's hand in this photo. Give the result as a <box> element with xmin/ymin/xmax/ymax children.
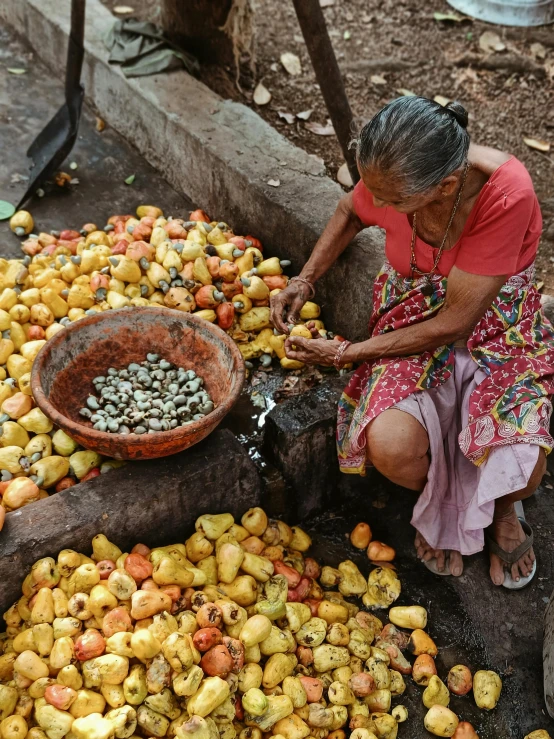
<box><xmin>285</xmin><ymin>335</ymin><xmax>339</xmax><ymax>366</ymax></box>
<box><xmin>270</xmin><ymin>282</ymin><xmax>312</xmax><ymax>334</ymax></box>
<box><xmin>269</xmin><ymin>192</ymin><xmax>366</xmax><ymax>334</ymax></box>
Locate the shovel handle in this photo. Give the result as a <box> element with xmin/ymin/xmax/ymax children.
<box><xmin>290</xmin><ymin>0</ymin><xmax>359</xmax><ymax>185</ymax></box>
<box><xmin>65</xmin><ymin>0</ymin><xmax>86</xmax><ymax>102</ymax></box>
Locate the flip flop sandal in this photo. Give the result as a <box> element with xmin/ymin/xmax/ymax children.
<box><xmin>422</xmin><ymin>552</ymin><xmax>464</xmax><ymax>577</ymax></box>
<box><xmin>487</xmin><ymin>503</ymin><xmax>536</xmax><ymax>590</ymax></box>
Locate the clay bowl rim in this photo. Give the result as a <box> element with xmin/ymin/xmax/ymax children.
<box><xmin>30</xmin><ymin>307</ymin><xmax>246</xmax><ymax>454</ymax></box>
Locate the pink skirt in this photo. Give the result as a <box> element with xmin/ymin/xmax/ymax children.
<box><xmin>394</xmin><ymin>348</ymin><xmax>541</xmax><ymax>556</ymax></box>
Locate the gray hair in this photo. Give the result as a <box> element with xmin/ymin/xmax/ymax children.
<box><xmin>356</xmin><ymin>97</ymin><xmax>470</xmax><ymax>196</ymax></box>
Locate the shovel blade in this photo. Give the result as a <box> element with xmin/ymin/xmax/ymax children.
<box><xmin>17</xmin><ymin>86</ymin><xmax>84</xmax><ymax>209</ymax></box>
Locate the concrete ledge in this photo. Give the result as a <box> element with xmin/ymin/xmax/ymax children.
<box><xmin>0</xmin><ymin>0</ymin><xmax>384</xmax><ymax>341</ymax></box>
<box><xmin>0</xmin><ymin>429</ymin><xmax>262</xmax><ymax>611</ymax></box>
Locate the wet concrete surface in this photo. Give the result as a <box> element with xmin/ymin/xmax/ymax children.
<box><xmin>0</xmin><ymin>25</ymin><xmax>193</xmax><ymax>255</ymax></box>
<box><xmin>2</xmin><ymin>19</ymin><xmax>554</xmax><ymax>739</ymax></box>
<box><xmin>221</xmin><ymin>372</ymin><xmax>283</xmax><ymax>463</ymax></box>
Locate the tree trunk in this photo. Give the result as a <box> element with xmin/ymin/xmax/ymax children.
<box><xmin>159</xmin><ymin>0</ymin><xmax>235</xmax><ymax>66</ymax></box>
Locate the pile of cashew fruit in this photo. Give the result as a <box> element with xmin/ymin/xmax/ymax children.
<box><xmin>0</xmin><ymin>205</ymin><xmax>328</xmax><ymax>518</ymax></box>
<box><xmin>0</xmin><ymin>509</ymin><xmax>541</xmax><ymax>739</ymax></box>
<box><xmin>8</xmin><ymin>208</ymin><xmax>325</xmax><ymax>371</ymax></box>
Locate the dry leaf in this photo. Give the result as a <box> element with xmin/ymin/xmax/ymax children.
<box><xmin>504</xmin><ymin>74</ymin><xmax>517</xmax><ymax>89</ymax></box>
<box><xmin>278</xmin><ymin>111</ymin><xmax>295</xmax><ymax>124</ymax></box>
<box><xmin>337</xmin><ymin>163</ymin><xmax>353</xmax><ymax>188</ymax></box>
<box><xmin>267</xmin><ymin>179</ymin><xmax>281</xmax><ymax>187</ymax></box>
<box><xmin>96</xmin><ymin>117</ymin><xmax>105</xmax><ymax>132</ymax></box>
<box><xmin>114</xmin><ymin>5</ymin><xmax>134</xmax><ymax>12</ymax></box>
<box><xmin>453</xmin><ymin>67</ymin><xmax>479</xmax><ymax>88</ymax></box>
<box><xmin>296</xmin><ymin>109</ymin><xmax>313</xmax><ymax>120</ymax></box>
<box><xmin>280</xmin><ymin>52</ymin><xmax>302</xmax><ymax>76</ymax></box>
<box><xmin>530</xmin><ymin>42</ymin><xmax>546</xmax><ymax>60</ymax></box>
<box><xmin>371</xmin><ymin>74</ymin><xmax>387</xmax><ymax>85</ymax></box>
<box><xmin>434</xmin><ymin>95</ymin><xmax>450</xmax><ymax>106</ymax></box>
<box><xmin>433</xmin><ymin>11</ymin><xmax>466</xmax><ymax>21</ymax></box>
<box><xmin>320</xmin><ymin>0</ymin><xmax>335</xmax><ymax>6</ymax></box>
<box><xmin>305</xmin><ymin>120</ymin><xmax>335</xmax><ymax>136</ymax></box>
<box><xmin>523</xmin><ymin>137</ymin><xmax>550</xmax><ymax>152</ymax></box>
<box><xmin>479</xmin><ymin>31</ymin><xmax>506</xmax><ymax>54</ymax></box>
<box><xmin>253</xmin><ymin>82</ymin><xmax>271</xmax><ymax>105</ymax></box>
<box><xmin>396</xmin><ymin>88</ymin><xmax>416</xmax><ymax>97</ymax></box>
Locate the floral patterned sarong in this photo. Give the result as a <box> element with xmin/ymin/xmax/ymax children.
<box><xmin>337</xmin><ymin>262</ymin><xmax>554</xmax><ymax>474</ymax></box>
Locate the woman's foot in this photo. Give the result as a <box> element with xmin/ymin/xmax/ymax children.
<box><xmin>414</xmin><ymin>531</ymin><xmax>464</xmax><ymax>576</ymax></box>
<box><xmin>489</xmin><ymin>503</ymin><xmax>535</xmax><ymax>586</ymax></box>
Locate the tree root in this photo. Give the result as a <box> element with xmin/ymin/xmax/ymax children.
<box><xmin>340</xmin><ymin>58</ymin><xmax>414</xmax><ymax>73</ymax></box>
<box><xmin>221</xmin><ymin>0</ymin><xmax>256</xmax><ymax>88</ymax></box>
<box><xmin>453</xmin><ymin>52</ymin><xmax>546</xmax><ymax>77</ymax></box>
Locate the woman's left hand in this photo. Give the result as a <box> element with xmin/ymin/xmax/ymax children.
<box><xmin>284</xmin><ymin>336</ymin><xmax>339</xmax><ymax>366</ymax></box>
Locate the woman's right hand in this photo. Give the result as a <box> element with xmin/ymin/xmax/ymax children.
<box><xmin>268</xmin><ymin>192</ymin><xmax>363</xmax><ymax>334</ymax></box>
<box><xmin>270</xmin><ymin>281</ymin><xmax>313</xmax><ymax>334</ymax></box>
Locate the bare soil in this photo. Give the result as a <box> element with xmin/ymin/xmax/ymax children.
<box><xmin>103</xmin><ymin>0</ymin><xmax>554</xmax><ymax>291</ymax></box>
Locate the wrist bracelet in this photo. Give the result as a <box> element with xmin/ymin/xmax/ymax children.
<box><xmin>290</xmin><ymin>276</ymin><xmax>316</xmax><ymax>299</ymax></box>
<box><xmin>333</xmin><ymin>340</ymin><xmax>352</xmax><ymax>370</ymax></box>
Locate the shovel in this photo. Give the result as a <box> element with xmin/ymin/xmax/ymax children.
<box><xmin>17</xmin><ymin>0</ymin><xmax>86</xmax><ymax>209</ymax></box>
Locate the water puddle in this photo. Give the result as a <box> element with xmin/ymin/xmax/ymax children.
<box><xmin>221</xmin><ymin>384</ymin><xmax>278</xmax><ymax>468</ymax></box>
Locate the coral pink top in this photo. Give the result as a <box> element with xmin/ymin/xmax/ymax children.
<box><xmin>353</xmin><ymin>156</ymin><xmax>542</xmax><ymax>277</ymax></box>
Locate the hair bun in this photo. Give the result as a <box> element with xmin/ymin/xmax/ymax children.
<box><xmin>445</xmin><ymin>101</ymin><xmax>469</xmax><ymax>129</ymax></box>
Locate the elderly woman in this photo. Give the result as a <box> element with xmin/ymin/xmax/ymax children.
<box><xmin>270</xmin><ymin>96</ymin><xmax>554</xmax><ymax>589</ymax></box>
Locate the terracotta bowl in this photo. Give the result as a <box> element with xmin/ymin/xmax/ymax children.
<box><xmin>31</xmin><ymin>307</ymin><xmax>245</xmax><ymax>460</ymax></box>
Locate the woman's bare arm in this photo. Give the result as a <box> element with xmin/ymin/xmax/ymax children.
<box><xmin>270</xmin><ymin>193</ymin><xmax>366</xmax><ymax>333</ymax></box>
<box><xmin>285</xmin><ymin>267</ymin><xmax>507</xmax><ymax>365</ymax></box>
<box><xmin>347</xmin><ymin>267</ymin><xmax>506</xmax><ymax>362</ymax></box>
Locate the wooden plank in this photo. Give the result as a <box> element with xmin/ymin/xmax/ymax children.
<box><xmin>0</xmin><ymin>429</ymin><xmax>262</xmax><ymax>611</ymax></box>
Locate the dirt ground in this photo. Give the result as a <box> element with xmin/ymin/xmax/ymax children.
<box><xmin>102</xmin><ymin>0</ymin><xmax>554</xmax><ymax>292</ymax></box>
